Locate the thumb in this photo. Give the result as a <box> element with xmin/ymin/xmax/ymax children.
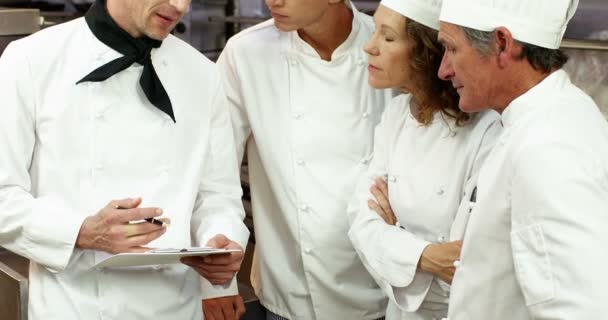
<box><xmin>206</xmin><ymin>234</ymin><xmax>229</xmax><ymax>248</ymax></box>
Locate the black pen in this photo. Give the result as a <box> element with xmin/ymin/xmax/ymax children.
<box><xmin>116</xmin><ymin>206</ymin><xmax>170</xmax><ymax>227</ymax></box>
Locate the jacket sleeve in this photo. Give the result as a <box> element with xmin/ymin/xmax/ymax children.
<box><xmin>0</xmin><ymin>42</ymin><xmax>86</xmax><ymax>272</ymax></box>
<box><xmin>510</xmin><ymin>139</ymin><xmax>608</xmax><ymax>319</ymax></box>
<box><xmin>192</xmin><ymin>68</ymin><xmax>249</xmax><ymax>299</ymax></box>
<box><xmin>347</xmin><ymin>97</ymin><xmax>432</xmax><ymax>313</ymax></box>
<box><xmin>216</xmin><ymin>42</ymin><xmax>252</xmax><ymax>164</ymax></box>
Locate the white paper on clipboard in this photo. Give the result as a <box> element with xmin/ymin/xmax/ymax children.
<box><xmin>93</xmin><ymin>247</ymin><xmax>241</xmax><ymax>269</ymax></box>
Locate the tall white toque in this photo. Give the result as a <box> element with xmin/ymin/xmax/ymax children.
<box><xmin>380</xmin><ymin>0</ymin><xmax>443</xmax><ymax>31</ymax></box>
<box><xmin>439</xmin><ymin>0</ymin><xmax>579</xmax><ymax>49</ymax></box>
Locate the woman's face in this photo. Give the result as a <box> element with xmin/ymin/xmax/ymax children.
<box><xmin>364</xmin><ymin>5</ymin><xmax>413</xmax><ymax>91</ymax></box>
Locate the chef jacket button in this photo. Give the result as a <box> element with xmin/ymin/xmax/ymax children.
<box><xmin>304</xmin><ymin>248</ymin><xmax>312</xmax><ymax>254</ymax></box>
<box><xmin>96</xmin><ymin>54</ymin><xmax>103</xmax><ymax>62</ymax></box>
<box><xmin>300</xmin><ymin>204</ymin><xmax>309</xmax><ymax>211</ymax></box>
<box><xmin>362</xmin><ymin>112</ymin><xmax>369</xmax><ymax>119</ymax></box>
<box><xmin>95</xmin><ymin>164</ymin><xmax>104</xmax><ymax>171</ymax></box>
<box><xmin>162</xmin><ymin>60</ymin><xmax>168</xmax><ymax>67</ymax></box>
<box><xmin>357</xmin><ymin>59</ymin><xmax>365</xmax><ymax>66</ymax></box>
<box><xmin>290</xmin><ymin>59</ymin><xmax>298</xmax><ymax>66</ymax></box>
<box><xmin>437</xmin><ymin>188</ymin><xmax>445</xmax><ymax>196</ymax></box>
<box><xmin>450</xmin><ymin>131</ymin><xmax>457</xmax><ymax>137</ymax></box>
<box><xmin>438</xmin><ymin>235</ymin><xmax>447</xmax><ymax>243</ymax></box>
<box><xmin>453</xmin><ymin>260</ymin><xmax>461</xmax><ymax>268</ymax></box>
<box><xmin>95</xmin><ymin>112</ymin><xmax>103</xmax><ymax>120</ymax></box>
<box><xmin>296</xmin><ymin>159</ymin><xmax>305</xmax><ymax>166</ymax></box>
<box><xmin>292</xmin><ymin>113</ymin><xmax>301</xmax><ymax>120</ymax></box>
<box><xmin>361</xmin><ymin>159</ymin><xmax>369</xmax><ymax>165</ymax></box>
<box><xmin>388</xmin><ymin>176</ymin><xmax>397</xmax><ymax>183</ymax></box>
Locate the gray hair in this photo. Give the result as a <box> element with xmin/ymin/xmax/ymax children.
<box><xmin>460</xmin><ymin>26</ymin><xmax>569</xmax><ymax>73</ymax></box>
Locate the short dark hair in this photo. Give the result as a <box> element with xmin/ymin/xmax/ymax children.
<box><xmin>460</xmin><ymin>26</ymin><xmax>569</xmax><ymax>73</ymax></box>
<box><xmin>405</xmin><ymin>19</ymin><xmax>469</xmax><ymax>126</ymax></box>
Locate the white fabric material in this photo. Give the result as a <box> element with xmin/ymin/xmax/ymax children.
<box><xmin>448</xmin><ymin>70</ymin><xmax>608</xmax><ymax>319</ymax></box>
<box><xmin>0</xmin><ymin>18</ymin><xmax>249</xmax><ymax>320</ymax></box>
<box><xmin>380</xmin><ymin>0</ymin><xmax>442</xmax><ymax>30</ymax></box>
<box><xmin>348</xmin><ymin>94</ymin><xmax>501</xmax><ymax>320</ymax></box>
<box><xmin>439</xmin><ymin>0</ymin><xmax>579</xmax><ymax>49</ymax></box>
<box><xmin>218</xmin><ymin>7</ymin><xmax>394</xmax><ymax>320</ymax></box>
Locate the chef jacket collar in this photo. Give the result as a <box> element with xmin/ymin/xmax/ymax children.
<box><xmin>285</xmin><ymin>3</ymin><xmax>363</xmax><ymax>62</ymax></box>
<box><xmin>77</xmin><ymin>0</ymin><xmax>176</xmax><ymax>123</ymax></box>
<box><xmin>502</xmin><ymin>70</ymin><xmax>569</xmax><ymax>128</ymax></box>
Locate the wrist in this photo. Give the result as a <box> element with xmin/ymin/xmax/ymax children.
<box><xmin>75</xmin><ymin>216</ymin><xmax>94</xmax><ymax>249</ymax></box>
<box><xmin>418</xmin><ymin>244</ymin><xmax>437</xmax><ymax>274</ymax></box>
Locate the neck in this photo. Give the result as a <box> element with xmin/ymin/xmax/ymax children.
<box><xmin>493</xmin><ymin>64</ymin><xmax>553</xmax><ymax>114</ymax></box>
<box><xmin>297</xmin><ymin>3</ymin><xmax>353</xmax><ymax>61</ymax></box>
<box><xmin>105</xmin><ymin>0</ymin><xmax>141</xmax><ymax>38</ymax></box>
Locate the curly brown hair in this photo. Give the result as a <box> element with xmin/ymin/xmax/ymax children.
<box><xmin>405</xmin><ymin>19</ymin><xmax>470</xmax><ymax>126</ymax></box>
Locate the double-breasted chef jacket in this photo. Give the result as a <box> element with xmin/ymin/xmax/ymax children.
<box><xmin>0</xmin><ymin>18</ymin><xmax>249</xmax><ymax>320</ymax></box>
<box><xmin>217</xmin><ymin>5</ymin><xmax>394</xmax><ymax>320</ymax></box>
<box><xmin>448</xmin><ymin>70</ymin><xmax>608</xmax><ymax>319</ymax></box>
<box><xmin>348</xmin><ymin>94</ymin><xmax>501</xmax><ymax>320</ymax></box>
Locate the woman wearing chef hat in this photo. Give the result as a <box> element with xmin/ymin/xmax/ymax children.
<box><xmin>347</xmin><ymin>0</ymin><xmax>502</xmax><ymax>319</ymax></box>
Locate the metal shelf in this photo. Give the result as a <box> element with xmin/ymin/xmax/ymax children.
<box><xmin>561</xmin><ymin>39</ymin><xmax>608</xmax><ymax>51</ymax></box>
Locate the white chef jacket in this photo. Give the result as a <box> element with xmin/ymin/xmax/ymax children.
<box><xmin>347</xmin><ymin>94</ymin><xmax>501</xmax><ymax>320</ymax></box>
<box><xmin>0</xmin><ymin>18</ymin><xmax>249</xmax><ymax>320</ymax></box>
<box><xmin>217</xmin><ymin>7</ymin><xmax>394</xmax><ymax>320</ymax></box>
<box><xmin>448</xmin><ymin>70</ymin><xmax>608</xmax><ymax>320</ymax></box>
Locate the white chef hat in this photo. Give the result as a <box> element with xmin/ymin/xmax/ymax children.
<box><xmin>380</xmin><ymin>0</ymin><xmax>443</xmax><ymax>31</ymax></box>
<box><xmin>439</xmin><ymin>0</ymin><xmax>579</xmax><ymax>49</ymax></box>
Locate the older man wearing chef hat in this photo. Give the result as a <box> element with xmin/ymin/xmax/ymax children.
<box><xmin>436</xmin><ymin>0</ymin><xmax>608</xmax><ymax>319</ymax></box>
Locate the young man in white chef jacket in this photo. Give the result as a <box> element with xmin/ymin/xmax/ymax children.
<box><xmin>436</xmin><ymin>0</ymin><xmax>608</xmax><ymax>319</ymax></box>
<box><xmin>215</xmin><ymin>0</ymin><xmax>393</xmax><ymax>319</ymax></box>
<box><xmin>0</xmin><ymin>0</ymin><xmax>249</xmax><ymax>319</ymax></box>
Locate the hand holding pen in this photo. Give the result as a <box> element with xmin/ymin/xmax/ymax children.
<box><xmin>75</xmin><ymin>197</ymin><xmax>170</xmax><ymax>254</ymax></box>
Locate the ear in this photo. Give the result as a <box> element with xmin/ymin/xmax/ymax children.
<box><xmin>493</xmin><ymin>27</ymin><xmax>518</xmax><ymax>69</ymax></box>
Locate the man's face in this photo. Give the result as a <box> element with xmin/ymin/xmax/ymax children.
<box><xmin>265</xmin><ymin>0</ymin><xmax>339</xmax><ymax>32</ymax></box>
<box><xmin>437</xmin><ymin>22</ymin><xmax>498</xmax><ymax>112</ymax></box>
<box><xmin>127</xmin><ymin>0</ymin><xmax>191</xmax><ymax>40</ymax></box>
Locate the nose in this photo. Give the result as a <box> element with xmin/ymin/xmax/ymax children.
<box><xmin>363</xmin><ymin>35</ymin><xmax>379</xmax><ymax>56</ymax></box>
<box><xmin>438</xmin><ymin>51</ymin><xmax>454</xmax><ymax>81</ymax></box>
<box><xmin>169</xmin><ymin>0</ymin><xmax>190</xmax><ymax>13</ymax></box>
<box><xmin>266</xmin><ymin>0</ymin><xmax>284</xmax><ymax>7</ymax></box>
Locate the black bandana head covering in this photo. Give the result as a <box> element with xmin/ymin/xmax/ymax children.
<box><xmin>77</xmin><ymin>0</ymin><xmax>175</xmax><ymax>122</ymax></box>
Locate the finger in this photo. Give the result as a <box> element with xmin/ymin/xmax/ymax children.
<box><xmin>203</xmin><ymin>307</ymin><xmax>213</xmax><ymax>320</ymax></box>
<box><xmin>113</xmin><ymin>207</ymin><xmax>164</xmax><ymax>224</ymax></box>
<box><xmin>123</xmin><ymin>246</ymin><xmax>153</xmax><ymax>254</ymax></box>
<box><xmin>108</xmin><ymin>197</ymin><xmax>141</xmax><ymax>210</ymax></box>
<box><xmin>202</xmin><ymin>253</ymin><xmax>242</xmax><ymax>265</ymax></box>
<box><xmin>368</xmin><ymin>200</ymin><xmax>390</xmax><ymax>223</ymax></box>
<box><xmin>222</xmin><ymin>300</ymin><xmax>236</xmax><ymax>320</ymax></box>
<box><xmin>235</xmin><ymin>296</ymin><xmax>246</xmax><ymax>318</ymax></box>
<box><xmin>124</xmin><ymin>227</ymin><xmax>167</xmax><ymax>247</ymax></box>
<box><xmin>206</xmin><ymin>306</ymin><xmax>220</xmax><ymax>320</ymax></box>
<box><xmin>370</xmin><ymin>185</ymin><xmax>393</xmax><ymax>219</ymax></box>
<box><xmin>189</xmin><ymin>262</ymin><xmax>241</xmax><ymax>274</ymax></box>
<box><xmin>375</xmin><ymin>178</ymin><xmax>389</xmax><ymax>195</ymax></box>
<box><xmin>198</xmin><ymin>271</ymin><xmax>235</xmax><ymax>283</ymax></box>
<box><xmin>121</xmin><ymin>221</ymin><xmax>165</xmax><ymax>238</ymax></box>
<box><xmin>206</xmin><ymin>234</ymin><xmax>230</xmax><ymax>249</ymax></box>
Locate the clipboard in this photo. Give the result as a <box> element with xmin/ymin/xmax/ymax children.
<box><xmin>93</xmin><ymin>247</ymin><xmax>242</xmax><ymax>269</ymax></box>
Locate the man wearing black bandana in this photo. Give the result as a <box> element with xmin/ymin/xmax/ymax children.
<box><xmin>0</xmin><ymin>0</ymin><xmax>249</xmax><ymax>319</ymax></box>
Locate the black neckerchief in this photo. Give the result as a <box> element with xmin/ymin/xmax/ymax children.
<box><xmin>77</xmin><ymin>0</ymin><xmax>175</xmax><ymax>122</ymax></box>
